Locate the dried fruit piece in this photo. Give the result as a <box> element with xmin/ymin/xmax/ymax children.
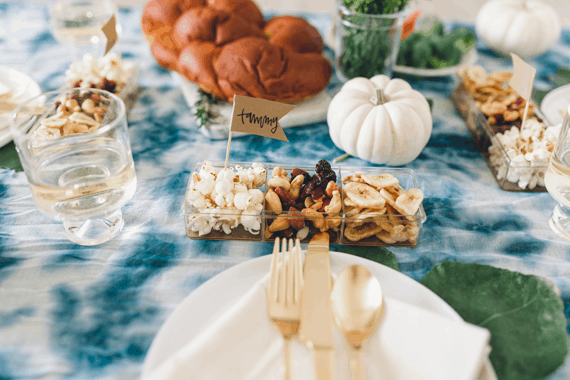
<box><xmin>344</xmin><ymin>182</ymin><xmax>385</xmax><ymax>208</ymax></box>
<box><xmin>361</xmin><ymin>174</ymin><xmax>399</xmax><ymax>190</ymax></box>
<box><xmin>376</xmin><ymin>230</ymin><xmax>397</xmax><ymax>244</ymax></box>
<box><xmin>395</xmin><ymin>188</ymin><xmax>424</xmax><ymax>216</ymax></box>
<box><xmin>344</xmin><ymin>222</ymin><xmax>383</xmax><ymax>242</ymax></box>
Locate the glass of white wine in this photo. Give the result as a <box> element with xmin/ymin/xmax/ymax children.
<box><xmin>545</xmin><ymin>104</ymin><xmax>570</xmax><ymax>241</ymax></box>
<box><xmin>10</xmin><ymin>88</ymin><xmax>137</xmax><ymax>246</ymax></box>
<box><xmin>48</xmin><ymin>0</ymin><xmax>118</xmax><ymax>59</ymax></box>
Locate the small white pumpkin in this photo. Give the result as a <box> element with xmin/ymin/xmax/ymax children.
<box><xmin>327</xmin><ymin>75</ymin><xmax>432</xmax><ymax>166</ymax></box>
<box><xmin>475</xmin><ymin>0</ymin><xmax>561</xmax><ymax>59</ymax></box>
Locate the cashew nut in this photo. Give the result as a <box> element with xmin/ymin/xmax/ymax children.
<box><xmin>325</xmin><ymin>181</ymin><xmax>340</xmax><ymax>198</ymax></box>
<box><xmin>289</xmin><ymin>174</ymin><xmax>304</xmax><ymax>200</ymax></box>
<box><xmin>304</xmin><ymin>197</ymin><xmax>314</xmax><ymax>208</ymax></box>
<box><xmin>302</xmin><ymin>208</ymin><xmax>325</xmax><ymax>230</ymax></box>
<box><xmin>82</xmin><ymin>98</ymin><xmax>96</xmax><ymax>114</ymax></box>
<box><xmin>265</xmin><ymin>188</ymin><xmax>282</xmax><ymax>214</ymax></box>
<box><xmin>65</xmin><ymin>99</ymin><xmax>79</xmax><ymax>110</ymax></box>
<box><xmin>272</xmin><ymin>167</ymin><xmax>287</xmax><ymax>178</ymax></box>
<box><xmin>324</xmin><ymin>190</ymin><xmax>342</xmax><ymax>213</ymax></box>
<box><xmin>268</xmin><ymin>176</ymin><xmax>291</xmax><ymax>191</ymax></box>
<box><xmin>310</xmin><ymin>201</ymin><xmax>323</xmax><ymax>211</ymax></box>
<box><xmin>268</xmin><ymin>215</ymin><xmax>290</xmax><ymax>232</ymax></box>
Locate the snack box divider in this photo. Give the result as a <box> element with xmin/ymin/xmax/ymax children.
<box><xmin>451</xmin><ymin>80</ymin><xmax>549</xmax><ymax>192</ymax></box>
<box><xmin>182</xmin><ymin>161</ymin><xmax>426</xmax><ymax>247</ymax></box>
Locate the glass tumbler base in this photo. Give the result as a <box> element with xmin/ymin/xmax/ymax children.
<box><xmin>549</xmin><ymin>204</ymin><xmax>570</xmax><ymax>242</ymax></box>
<box><xmin>63</xmin><ymin>209</ymin><xmax>124</xmax><ymax>246</ymax></box>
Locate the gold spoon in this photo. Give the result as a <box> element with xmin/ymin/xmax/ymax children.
<box><xmin>331</xmin><ymin>265</ymin><xmax>384</xmax><ymax>380</ymax></box>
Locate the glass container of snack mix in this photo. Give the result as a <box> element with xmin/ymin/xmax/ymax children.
<box><xmin>452</xmin><ymin>72</ymin><xmax>555</xmax><ymax>192</ymax></box>
<box><xmin>182</xmin><ymin>161</ymin><xmax>426</xmax><ymax>247</ymax></box>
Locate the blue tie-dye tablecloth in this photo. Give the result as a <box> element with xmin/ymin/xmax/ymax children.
<box><xmin>1</xmin><ymin>2</ymin><xmax>570</xmax><ymax>379</ymax></box>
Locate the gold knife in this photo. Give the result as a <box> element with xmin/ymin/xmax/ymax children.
<box><xmin>300</xmin><ymin>232</ymin><xmax>336</xmax><ymax>380</ymax></box>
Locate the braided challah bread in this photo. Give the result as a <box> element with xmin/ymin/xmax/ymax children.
<box><xmin>142</xmin><ymin>0</ymin><xmax>332</xmax><ymax>103</ymax></box>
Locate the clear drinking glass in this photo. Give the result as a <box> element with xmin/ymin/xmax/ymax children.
<box><xmin>10</xmin><ymin>88</ymin><xmax>136</xmax><ymax>246</ymax></box>
<box><xmin>335</xmin><ymin>4</ymin><xmax>407</xmax><ymax>82</ymax></box>
<box><xmin>545</xmin><ymin>105</ymin><xmax>570</xmax><ymax>241</ymax></box>
<box><xmin>47</xmin><ymin>0</ymin><xmax>119</xmax><ymax>59</ymax></box>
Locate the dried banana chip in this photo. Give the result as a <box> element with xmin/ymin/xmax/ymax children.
<box><xmin>376</xmin><ymin>230</ymin><xmax>396</xmax><ymax>244</ymax></box>
<box><xmin>344</xmin><ymin>222</ymin><xmax>384</xmax><ymax>242</ymax></box>
<box><xmin>344</xmin><ymin>182</ymin><xmax>385</xmax><ymax>208</ymax></box>
<box><xmin>395</xmin><ymin>188</ymin><xmax>424</xmax><ymax>216</ymax></box>
<box><xmin>361</xmin><ymin>174</ymin><xmax>399</xmax><ymax>190</ymax></box>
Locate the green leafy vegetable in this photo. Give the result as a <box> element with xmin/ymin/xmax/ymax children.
<box><xmin>396</xmin><ymin>22</ymin><xmax>476</xmax><ymax>69</ymax></box>
<box><xmin>342</xmin><ymin>0</ymin><xmax>408</xmax><ymax>15</ymax></box>
<box><xmin>337</xmin><ymin>246</ymin><xmax>399</xmax><ymax>272</ymax></box>
<box><xmin>193</xmin><ymin>89</ymin><xmax>218</xmax><ymax>128</ymax></box>
<box><xmin>420</xmin><ymin>261</ymin><xmax>568</xmax><ymax>380</ymax></box>
<box><xmin>339</xmin><ymin>0</ymin><xmax>409</xmax><ymax>79</ymax></box>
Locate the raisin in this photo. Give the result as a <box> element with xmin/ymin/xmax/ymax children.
<box><xmin>315</xmin><ymin>159</ymin><xmax>332</xmax><ymax>175</ymax></box>
<box><xmin>299</xmin><ymin>181</ymin><xmax>315</xmax><ymax>200</ymax></box>
<box><xmin>311</xmin><ymin>187</ymin><xmax>324</xmax><ymax>202</ymax></box>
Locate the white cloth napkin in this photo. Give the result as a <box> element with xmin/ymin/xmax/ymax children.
<box><xmin>145</xmin><ymin>271</ymin><xmax>490</xmax><ymax>380</ymax></box>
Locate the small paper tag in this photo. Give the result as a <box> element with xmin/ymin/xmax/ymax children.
<box><xmin>102</xmin><ymin>14</ymin><xmax>118</xmax><ymax>55</ymax></box>
<box><xmin>509</xmin><ymin>53</ymin><xmax>536</xmax><ymax>99</ymax></box>
<box><xmin>230</xmin><ymin>95</ymin><xmax>295</xmax><ymax>142</ymax></box>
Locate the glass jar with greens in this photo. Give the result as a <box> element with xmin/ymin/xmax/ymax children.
<box><xmin>335</xmin><ymin>1</ymin><xmax>408</xmax><ymax>81</ymax></box>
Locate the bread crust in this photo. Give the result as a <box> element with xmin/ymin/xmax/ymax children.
<box><xmin>142</xmin><ymin>0</ymin><xmax>332</xmax><ymax>102</ymax></box>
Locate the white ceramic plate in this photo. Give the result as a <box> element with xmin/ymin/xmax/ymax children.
<box><xmin>141</xmin><ymin>251</ymin><xmax>497</xmax><ymax>380</ymax></box>
<box><xmin>393</xmin><ymin>48</ymin><xmax>478</xmax><ymax>77</ymax></box>
<box><xmin>0</xmin><ymin>66</ymin><xmax>42</xmax><ymax>148</ymax></box>
<box><xmin>540</xmin><ymin>84</ymin><xmax>570</xmax><ymax>126</ymax></box>
<box><xmin>172</xmin><ymin>72</ymin><xmax>332</xmax><ymax>140</ymax></box>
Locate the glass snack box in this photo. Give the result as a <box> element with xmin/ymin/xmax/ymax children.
<box><xmin>182</xmin><ymin>161</ymin><xmax>426</xmax><ymax>247</ymax></box>
<box><xmin>451</xmin><ymin>81</ymin><xmax>552</xmax><ymax>192</ymax></box>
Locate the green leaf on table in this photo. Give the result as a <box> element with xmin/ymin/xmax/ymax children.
<box><xmin>336</xmin><ymin>246</ymin><xmax>399</xmax><ymax>272</ymax></box>
<box><xmin>0</xmin><ymin>142</ymin><xmax>23</xmax><ymax>172</ymax></box>
<box><xmin>420</xmin><ymin>261</ymin><xmax>569</xmax><ymax>380</ymax></box>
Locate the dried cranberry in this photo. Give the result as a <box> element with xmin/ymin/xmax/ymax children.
<box><xmin>91</xmin><ymin>94</ymin><xmax>100</xmax><ymax>102</ymax></box>
<box><xmin>72</xmin><ymin>81</ymin><xmax>82</xmax><ymax>88</ymax></box>
<box><xmin>299</xmin><ymin>181</ymin><xmax>315</xmax><ymax>200</ymax></box>
<box><xmin>537</xmin><ymin>118</ymin><xmax>543</xmax><ymax>123</ymax></box>
<box><xmin>311</xmin><ymin>187</ymin><xmax>324</xmax><ymax>202</ymax></box>
<box><xmin>100</xmin><ymin>78</ymin><xmax>117</xmax><ymax>93</ymax></box>
<box><xmin>90</xmin><ymin>84</ymin><xmax>97</xmax><ymax>88</ymax></box>
<box><xmin>513</xmin><ymin>97</ymin><xmax>525</xmax><ymax>107</ymax></box>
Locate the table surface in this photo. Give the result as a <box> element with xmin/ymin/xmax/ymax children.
<box><xmin>1</xmin><ymin>2</ymin><xmax>570</xmax><ymax>379</ymax></box>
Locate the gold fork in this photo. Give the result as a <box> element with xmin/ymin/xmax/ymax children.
<box><xmin>267</xmin><ymin>237</ymin><xmax>303</xmax><ymax>380</ymax></box>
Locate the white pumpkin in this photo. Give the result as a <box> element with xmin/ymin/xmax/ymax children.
<box><xmin>475</xmin><ymin>0</ymin><xmax>561</xmax><ymax>59</ymax></box>
<box><xmin>327</xmin><ymin>75</ymin><xmax>432</xmax><ymax>166</ymax></box>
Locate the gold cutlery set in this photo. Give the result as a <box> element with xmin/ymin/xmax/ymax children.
<box><xmin>267</xmin><ymin>233</ymin><xmax>384</xmax><ymax>380</ymax></box>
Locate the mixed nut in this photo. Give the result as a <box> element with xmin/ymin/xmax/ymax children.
<box><xmin>265</xmin><ymin>160</ymin><xmax>342</xmax><ymax>241</ymax></box>
<box><xmin>33</xmin><ymin>91</ymin><xmax>110</xmax><ymax>140</ymax></box>
<box><xmin>459</xmin><ymin>65</ymin><xmax>536</xmax><ymax>129</ymax></box>
<box><xmin>184</xmin><ymin>160</ymin><xmax>426</xmax><ymax>246</ymax></box>
<box><xmin>65</xmin><ymin>53</ymin><xmax>135</xmax><ymax>95</ymax></box>
<box><xmin>342</xmin><ymin>173</ymin><xmax>423</xmax><ymax>245</ymax></box>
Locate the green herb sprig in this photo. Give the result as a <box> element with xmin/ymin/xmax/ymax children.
<box><xmin>194</xmin><ymin>90</ymin><xmax>218</xmax><ymax>128</ymax></box>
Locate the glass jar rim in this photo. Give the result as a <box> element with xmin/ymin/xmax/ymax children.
<box><xmin>337</xmin><ymin>3</ymin><xmax>410</xmax><ymax>18</ymax></box>
<box><xmin>9</xmin><ymin>87</ymin><xmax>126</xmax><ymax>142</ymax></box>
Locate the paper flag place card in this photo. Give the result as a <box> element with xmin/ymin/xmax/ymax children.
<box><xmin>509</xmin><ymin>53</ymin><xmax>536</xmax><ymax>100</ymax></box>
<box><xmin>230</xmin><ymin>95</ymin><xmax>296</xmax><ymax>142</ymax></box>
<box><xmin>102</xmin><ymin>14</ymin><xmax>118</xmax><ymax>55</ymax></box>
<box><xmin>509</xmin><ymin>53</ymin><xmax>537</xmax><ymax>127</ymax></box>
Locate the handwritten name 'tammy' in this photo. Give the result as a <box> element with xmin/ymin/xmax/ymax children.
<box><xmin>237</xmin><ymin>109</ymin><xmax>279</xmax><ymax>133</ymax></box>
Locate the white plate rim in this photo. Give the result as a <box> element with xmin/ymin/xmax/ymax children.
<box><xmin>0</xmin><ymin>66</ymin><xmax>42</xmax><ymax>149</ymax></box>
<box><xmin>141</xmin><ymin>251</ymin><xmax>497</xmax><ymax>380</ymax></box>
<box><xmin>393</xmin><ymin>47</ymin><xmax>478</xmax><ymax>77</ymax></box>
<box><xmin>540</xmin><ymin>83</ymin><xmax>570</xmax><ymax>126</ymax></box>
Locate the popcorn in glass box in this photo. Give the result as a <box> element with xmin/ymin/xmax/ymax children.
<box><xmin>489</xmin><ymin>118</ymin><xmax>561</xmax><ymax>190</ymax></box>
<box><xmin>184</xmin><ymin>161</ymin><xmax>267</xmax><ymax>238</ymax></box>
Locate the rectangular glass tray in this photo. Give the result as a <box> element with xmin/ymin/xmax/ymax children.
<box><xmin>451</xmin><ymin>81</ymin><xmax>549</xmax><ymax>192</ymax></box>
<box><xmin>182</xmin><ymin>161</ymin><xmax>427</xmax><ymax>247</ymax></box>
